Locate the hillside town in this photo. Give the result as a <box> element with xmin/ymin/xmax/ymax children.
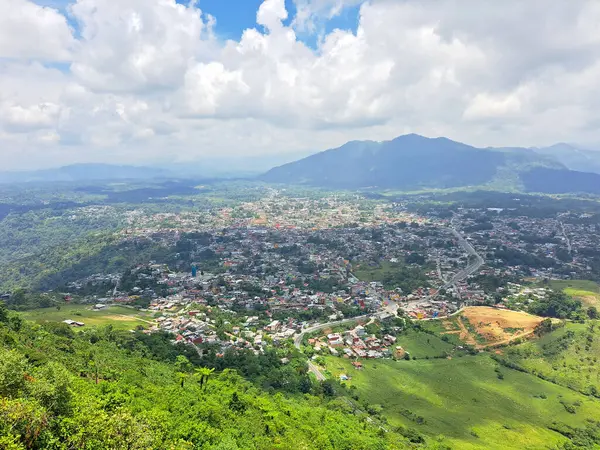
<box><xmin>55</xmin><ymin>191</ymin><xmax>600</xmax><ymax>360</ymax></box>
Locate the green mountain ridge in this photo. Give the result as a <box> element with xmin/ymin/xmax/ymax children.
<box><xmin>260</xmin><ymin>134</ymin><xmax>600</xmax><ymax>194</ymax></box>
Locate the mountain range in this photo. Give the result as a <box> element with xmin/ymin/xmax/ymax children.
<box><xmin>3</xmin><ymin>135</ymin><xmax>600</xmax><ymax>194</ymax></box>
<box><xmin>0</xmin><ymin>164</ymin><xmax>170</xmax><ymax>184</ymax></box>
<box><xmin>261</xmin><ymin>134</ymin><xmax>600</xmax><ymax>194</ymax></box>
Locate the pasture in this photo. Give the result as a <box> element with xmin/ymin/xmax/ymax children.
<box><xmin>325</xmin><ymin>355</ymin><xmax>600</xmax><ymax>449</ymax></box>
<box><xmin>21</xmin><ymin>304</ymin><xmax>155</xmax><ymax>330</ymax></box>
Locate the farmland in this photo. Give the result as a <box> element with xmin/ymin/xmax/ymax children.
<box><xmin>324</xmin><ymin>355</ymin><xmax>600</xmax><ymax>449</ymax></box>
<box><xmin>21</xmin><ymin>304</ymin><xmax>155</xmax><ymax>330</ymax></box>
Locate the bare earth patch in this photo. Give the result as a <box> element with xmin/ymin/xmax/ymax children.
<box><xmin>460</xmin><ymin>307</ymin><xmax>544</xmax><ymax>348</ymax></box>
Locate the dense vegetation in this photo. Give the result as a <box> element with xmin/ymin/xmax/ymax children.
<box><xmin>528</xmin><ymin>291</ymin><xmax>586</xmax><ymax>320</ymax></box>
<box><xmin>0</xmin><ymin>305</ymin><xmax>417</xmax><ymax>449</ymax></box>
<box><xmin>354</xmin><ymin>260</ymin><xmax>430</xmax><ymax>293</ymax></box>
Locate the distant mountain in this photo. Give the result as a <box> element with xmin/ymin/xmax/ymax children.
<box><xmin>260</xmin><ymin>134</ymin><xmax>600</xmax><ymax>194</ymax></box>
<box><xmin>163</xmin><ymin>151</ymin><xmax>316</xmax><ymax>178</ymax></box>
<box><xmin>532</xmin><ymin>143</ymin><xmax>600</xmax><ymax>174</ymax></box>
<box><xmin>0</xmin><ymin>164</ymin><xmax>172</xmax><ymax>184</ymax></box>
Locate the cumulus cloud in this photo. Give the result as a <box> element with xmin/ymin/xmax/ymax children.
<box><xmin>69</xmin><ymin>0</ymin><xmax>217</xmax><ymax>92</ymax></box>
<box><xmin>0</xmin><ymin>0</ymin><xmax>75</xmax><ymax>61</ymax></box>
<box><xmin>2</xmin><ymin>0</ymin><xmax>600</xmax><ymax>170</ymax></box>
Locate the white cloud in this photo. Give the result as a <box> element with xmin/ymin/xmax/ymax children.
<box><xmin>2</xmin><ymin>0</ymin><xmax>600</xmax><ymax>170</ymax></box>
<box><xmin>68</xmin><ymin>0</ymin><xmax>217</xmax><ymax>92</ymax></box>
<box><xmin>257</xmin><ymin>0</ymin><xmax>289</xmax><ymax>30</ymax></box>
<box><xmin>0</xmin><ymin>0</ymin><xmax>74</xmax><ymax>60</ymax></box>
<box><xmin>0</xmin><ymin>102</ymin><xmax>63</xmax><ymax>132</ymax></box>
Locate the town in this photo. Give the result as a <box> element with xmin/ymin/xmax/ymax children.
<box><xmin>56</xmin><ymin>189</ymin><xmax>600</xmax><ymax>365</ymax></box>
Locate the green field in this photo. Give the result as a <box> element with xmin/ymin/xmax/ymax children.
<box><xmin>353</xmin><ymin>260</ymin><xmax>430</xmax><ymax>292</ymax></box>
<box><xmin>21</xmin><ymin>304</ymin><xmax>155</xmax><ymax>330</ymax></box>
<box><xmin>395</xmin><ymin>328</ymin><xmax>455</xmax><ymax>358</ymax></box>
<box><xmin>546</xmin><ymin>280</ymin><xmax>600</xmax><ymax>308</ymax></box>
<box><xmin>499</xmin><ymin>321</ymin><xmax>600</xmax><ymax>395</ymax></box>
<box><xmin>325</xmin><ymin>355</ymin><xmax>600</xmax><ymax>449</ymax></box>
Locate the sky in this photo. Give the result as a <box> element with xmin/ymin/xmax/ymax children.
<box><xmin>1</xmin><ymin>0</ymin><xmax>600</xmax><ymax>170</ymax></box>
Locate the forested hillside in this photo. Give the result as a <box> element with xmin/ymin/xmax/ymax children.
<box><xmin>0</xmin><ymin>306</ymin><xmax>424</xmax><ymax>450</ymax></box>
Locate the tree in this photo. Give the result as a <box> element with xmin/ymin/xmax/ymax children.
<box><xmin>0</xmin><ymin>302</ymin><xmax>8</xmax><ymax>323</ymax></box>
<box><xmin>176</xmin><ymin>372</ymin><xmax>188</xmax><ymax>388</ymax></box>
<box><xmin>0</xmin><ymin>348</ymin><xmax>27</xmax><ymax>397</ymax></box>
<box><xmin>195</xmin><ymin>367</ymin><xmax>215</xmax><ymax>390</ymax></box>
<box><xmin>228</xmin><ymin>392</ymin><xmax>246</xmax><ymax>413</ymax></box>
<box><xmin>535</xmin><ymin>318</ymin><xmax>554</xmax><ymax>335</ymax></box>
<box><xmin>175</xmin><ymin>355</ymin><xmax>193</xmax><ymax>374</ymax></box>
<box><xmin>588</xmin><ymin>307</ymin><xmax>599</xmax><ymax>320</ymax></box>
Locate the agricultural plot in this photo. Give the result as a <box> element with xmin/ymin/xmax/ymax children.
<box><xmin>21</xmin><ymin>304</ymin><xmax>155</xmax><ymax>330</ymax></box>
<box><xmin>325</xmin><ymin>355</ymin><xmax>600</xmax><ymax>450</ymax></box>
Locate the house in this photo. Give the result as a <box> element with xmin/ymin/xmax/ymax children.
<box><xmin>265</xmin><ymin>320</ymin><xmax>281</xmax><ymax>332</ymax></box>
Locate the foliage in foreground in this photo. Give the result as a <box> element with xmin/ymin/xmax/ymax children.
<box><xmin>0</xmin><ymin>307</ymin><xmax>417</xmax><ymax>450</ymax></box>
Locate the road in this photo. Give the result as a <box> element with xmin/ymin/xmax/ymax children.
<box><xmin>559</xmin><ymin>221</ymin><xmax>572</xmax><ymax>254</ymax></box>
<box><xmin>439</xmin><ymin>225</ymin><xmax>484</xmax><ymax>290</ymax></box>
<box><xmin>293</xmin><ymin>313</ymin><xmax>382</xmax><ymax>380</ymax></box>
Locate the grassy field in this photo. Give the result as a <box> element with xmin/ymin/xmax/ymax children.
<box><xmin>325</xmin><ymin>355</ymin><xmax>600</xmax><ymax>449</ymax></box>
<box><xmin>499</xmin><ymin>321</ymin><xmax>600</xmax><ymax>395</ymax></box>
<box><xmin>395</xmin><ymin>328</ymin><xmax>455</xmax><ymax>358</ymax></box>
<box><xmin>21</xmin><ymin>304</ymin><xmax>155</xmax><ymax>330</ymax></box>
<box><xmin>546</xmin><ymin>280</ymin><xmax>600</xmax><ymax>308</ymax></box>
<box><xmin>353</xmin><ymin>260</ymin><xmax>430</xmax><ymax>292</ymax></box>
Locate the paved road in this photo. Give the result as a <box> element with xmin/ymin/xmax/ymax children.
<box><xmin>440</xmin><ymin>226</ymin><xmax>484</xmax><ymax>290</ymax></box>
<box><xmin>559</xmin><ymin>221</ymin><xmax>572</xmax><ymax>254</ymax></box>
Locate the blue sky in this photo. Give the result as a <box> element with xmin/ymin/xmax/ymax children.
<box><xmin>33</xmin><ymin>0</ymin><xmax>361</xmax><ymax>47</ymax></box>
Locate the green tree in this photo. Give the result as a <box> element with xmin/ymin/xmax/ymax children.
<box><xmin>0</xmin><ymin>349</ymin><xmax>27</xmax><ymax>397</ymax></box>
<box><xmin>177</xmin><ymin>372</ymin><xmax>188</xmax><ymax>388</ymax></box>
<box><xmin>175</xmin><ymin>355</ymin><xmax>193</xmax><ymax>373</ymax></box>
<box><xmin>195</xmin><ymin>367</ymin><xmax>215</xmax><ymax>390</ymax></box>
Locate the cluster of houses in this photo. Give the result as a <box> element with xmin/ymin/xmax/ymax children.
<box><xmin>308</xmin><ymin>324</ymin><xmax>399</xmax><ymax>359</ymax></box>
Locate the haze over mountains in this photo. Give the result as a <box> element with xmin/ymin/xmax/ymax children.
<box><xmin>0</xmin><ymin>164</ymin><xmax>170</xmax><ymax>184</ymax></box>
<box><xmin>3</xmin><ymin>134</ymin><xmax>600</xmax><ymax>194</ymax></box>
<box><xmin>261</xmin><ymin>134</ymin><xmax>600</xmax><ymax>194</ymax></box>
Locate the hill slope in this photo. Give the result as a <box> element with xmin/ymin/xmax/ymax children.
<box><xmin>0</xmin><ymin>308</ymin><xmax>410</xmax><ymax>449</ymax></box>
<box><xmin>261</xmin><ymin>134</ymin><xmax>600</xmax><ymax>194</ymax></box>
